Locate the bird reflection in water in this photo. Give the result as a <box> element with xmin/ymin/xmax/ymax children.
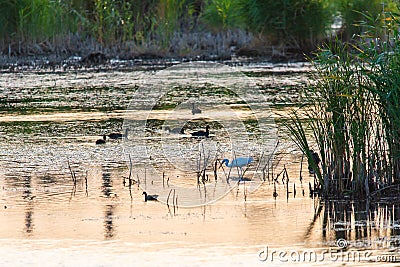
<box><xmin>25</xmin><ymin>206</ymin><xmax>34</xmax><ymax>234</ymax></box>
<box><xmin>101</xmin><ymin>168</ymin><xmax>116</xmax><ymax>239</ymax></box>
<box><xmin>102</xmin><ymin>170</ymin><xmax>112</xmax><ymax>197</ymax></box>
<box><xmin>22</xmin><ymin>176</ymin><xmax>34</xmax><ymax>234</ymax></box>
<box><xmin>104</xmin><ymin>204</ymin><xmax>116</xmax><ymax>239</ymax></box>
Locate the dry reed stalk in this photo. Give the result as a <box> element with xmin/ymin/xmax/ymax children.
<box><xmin>85</xmin><ymin>170</ymin><xmax>88</xmax><ymax>197</ymax></box>
<box><xmin>214</xmin><ymin>159</ymin><xmax>218</xmax><ymax>181</ymax></box>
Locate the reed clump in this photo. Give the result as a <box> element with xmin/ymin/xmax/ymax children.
<box><xmin>286</xmin><ymin>12</ymin><xmax>400</xmax><ymax>199</ymax></box>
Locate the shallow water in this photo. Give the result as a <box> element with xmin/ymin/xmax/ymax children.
<box><xmin>0</xmin><ymin>61</ymin><xmax>399</xmax><ymax>266</ymax></box>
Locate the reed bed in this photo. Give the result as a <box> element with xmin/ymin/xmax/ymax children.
<box><xmin>285</xmin><ymin>13</ymin><xmax>400</xmax><ymax>199</ymax></box>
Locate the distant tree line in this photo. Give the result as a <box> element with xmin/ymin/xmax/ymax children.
<box><xmin>0</xmin><ymin>0</ymin><xmax>398</xmax><ymax>57</ymax></box>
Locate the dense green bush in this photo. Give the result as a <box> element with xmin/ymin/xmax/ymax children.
<box><xmin>239</xmin><ymin>0</ymin><xmax>332</xmax><ymax>50</ymax></box>
<box><xmin>202</xmin><ymin>0</ymin><xmax>244</xmax><ymax>30</ymax></box>
<box><xmin>336</xmin><ymin>0</ymin><xmax>399</xmax><ymax>40</ymax></box>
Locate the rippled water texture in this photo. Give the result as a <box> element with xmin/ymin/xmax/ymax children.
<box><xmin>0</xmin><ymin>62</ymin><xmax>399</xmax><ymax>266</ymax></box>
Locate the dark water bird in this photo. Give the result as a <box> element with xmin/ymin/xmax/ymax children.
<box><xmin>190</xmin><ymin>125</ymin><xmax>210</xmax><ymax>137</ymax></box>
<box><xmin>108</xmin><ymin>128</ymin><xmax>129</xmax><ymax>140</ymax></box>
<box><xmin>165</xmin><ymin>126</ymin><xmax>185</xmax><ymax>134</ymax></box>
<box><xmin>143</xmin><ymin>192</ymin><xmax>158</xmax><ymax>202</ymax></box>
<box><xmin>191</xmin><ymin>103</ymin><xmax>202</xmax><ymax>115</ymax></box>
<box><xmin>96</xmin><ymin>135</ymin><xmax>106</xmax><ymax>144</ymax></box>
<box><xmin>308</xmin><ymin>150</ymin><xmax>321</xmax><ymax>174</ymax></box>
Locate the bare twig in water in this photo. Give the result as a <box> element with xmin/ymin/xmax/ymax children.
<box><xmin>262</xmin><ymin>141</ymin><xmax>279</xmax><ymax>182</ymax></box>
<box><xmin>283</xmin><ymin>164</ymin><xmax>289</xmax><ymax>184</ymax></box>
<box><xmin>144</xmin><ymin>168</ymin><xmax>147</xmax><ymax>190</ymax></box>
<box><xmin>175</xmin><ymin>194</ymin><xmax>178</xmax><ymax>213</ymax></box>
<box><xmin>166</xmin><ymin>188</ymin><xmax>173</xmax><ymax>217</ymax></box>
<box><xmin>67</xmin><ymin>158</ymin><xmax>77</xmax><ymax>185</ymax></box>
<box><xmin>67</xmin><ymin>158</ymin><xmax>77</xmax><ymax>199</ymax></box>
<box><xmin>243</xmin><ymin>180</ymin><xmax>247</xmax><ymax>201</ymax></box>
<box><xmin>213</xmin><ymin>159</ymin><xmax>218</xmax><ymax>181</ymax></box>
<box><xmin>127</xmin><ymin>154</ymin><xmax>133</xmax><ymax>199</ymax></box>
<box><xmin>200</xmin><ymin>142</ymin><xmax>211</xmax><ymax>185</ymax></box>
<box><xmin>273</xmin><ymin>180</ymin><xmax>278</xmax><ymax>198</ymax></box>
<box><xmin>128</xmin><ymin>176</ymin><xmax>132</xmax><ymax>199</ymax></box>
<box><xmin>167</xmin><ymin>188</ymin><xmax>173</xmax><ymax>206</ymax></box>
<box><xmin>128</xmin><ymin>154</ymin><xmax>132</xmax><ymax>182</ymax></box>
<box><xmin>85</xmin><ymin>170</ymin><xmax>88</xmax><ymax>197</ymax></box>
<box><xmin>299</xmin><ymin>154</ymin><xmax>304</xmax><ymax>183</ymax></box>
<box><xmin>275</xmin><ymin>168</ymin><xmax>285</xmax><ymax>183</ymax></box>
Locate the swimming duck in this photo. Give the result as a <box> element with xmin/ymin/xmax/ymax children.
<box><xmin>143</xmin><ymin>191</ymin><xmax>159</xmax><ymax>202</ymax></box>
<box><xmin>109</xmin><ymin>128</ymin><xmax>129</xmax><ymax>140</ymax></box>
<box><xmin>190</xmin><ymin>125</ymin><xmax>209</xmax><ymax>137</ymax></box>
<box><xmin>96</xmin><ymin>135</ymin><xmax>106</xmax><ymax>144</ymax></box>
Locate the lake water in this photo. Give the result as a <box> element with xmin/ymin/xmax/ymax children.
<box><xmin>0</xmin><ymin>61</ymin><xmax>399</xmax><ymax>266</ymax></box>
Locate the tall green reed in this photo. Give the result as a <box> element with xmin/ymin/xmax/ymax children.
<box><xmin>0</xmin><ymin>0</ymin><xmax>19</xmax><ymax>40</ymax></box>
<box><xmin>19</xmin><ymin>0</ymin><xmax>76</xmax><ymax>42</ymax></box>
<box><xmin>239</xmin><ymin>0</ymin><xmax>331</xmax><ymax>51</ymax></box>
<box><xmin>286</xmin><ymin>12</ymin><xmax>400</xmax><ymax>198</ymax></box>
<box><xmin>361</xmin><ymin>12</ymin><xmax>400</xmax><ymax>185</ymax></box>
<box><xmin>336</xmin><ymin>0</ymin><xmax>398</xmax><ymax>41</ymax></box>
<box><xmin>155</xmin><ymin>0</ymin><xmax>186</xmax><ymax>47</ymax></box>
<box><xmin>202</xmin><ymin>0</ymin><xmax>244</xmax><ymax>30</ymax></box>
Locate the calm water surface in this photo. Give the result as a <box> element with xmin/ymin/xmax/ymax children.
<box><xmin>0</xmin><ymin>62</ymin><xmax>399</xmax><ymax>266</ymax></box>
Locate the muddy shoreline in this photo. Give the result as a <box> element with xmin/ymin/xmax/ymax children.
<box><xmin>0</xmin><ymin>53</ymin><xmax>307</xmax><ymax>73</ymax></box>
<box><xmin>1</xmin><ymin>29</ymin><xmax>308</xmax><ymax>73</ymax></box>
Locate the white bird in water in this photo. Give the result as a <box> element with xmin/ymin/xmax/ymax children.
<box><xmin>220</xmin><ymin>157</ymin><xmax>254</xmax><ymax>178</ymax></box>
<box><xmin>221</xmin><ymin>157</ymin><xmax>253</xmax><ymax>168</ymax></box>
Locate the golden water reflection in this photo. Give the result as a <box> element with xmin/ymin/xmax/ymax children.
<box><xmin>0</xmin><ymin>63</ymin><xmax>398</xmax><ymax>265</ymax></box>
